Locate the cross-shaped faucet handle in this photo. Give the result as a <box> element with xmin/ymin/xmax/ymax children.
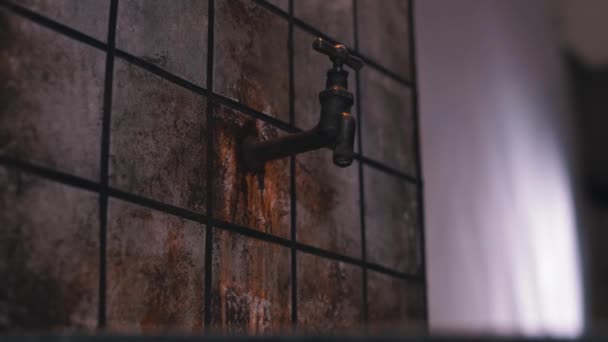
<box><xmin>312</xmin><ymin>37</ymin><xmax>364</xmax><ymax>71</ymax></box>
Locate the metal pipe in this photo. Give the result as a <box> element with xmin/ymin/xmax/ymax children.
<box><xmin>242</xmin><ymin>128</ymin><xmax>331</xmax><ymax>170</ymax></box>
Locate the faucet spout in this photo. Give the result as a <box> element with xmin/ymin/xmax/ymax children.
<box><xmin>333</xmin><ymin>112</ymin><xmax>356</xmax><ymax>167</ymax></box>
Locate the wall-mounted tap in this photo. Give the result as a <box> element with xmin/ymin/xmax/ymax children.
<box><xmin>242</xmin><ymin>37</ymin><xmax>363</xmax><ymax>171</ymax></box>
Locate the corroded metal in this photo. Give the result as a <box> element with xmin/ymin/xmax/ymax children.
<box><xmin>242</xmin><ymin>38</ymin><xmax>362</xmax><ymax>170</ymax></box>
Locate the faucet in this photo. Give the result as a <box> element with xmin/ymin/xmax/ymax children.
<box><xmin>242</xmin><ymin>37</ymin><xmax>363</xmax><ymax>171</ymax></box>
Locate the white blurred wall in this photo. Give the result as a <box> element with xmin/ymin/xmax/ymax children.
<box><xmin>415</xmin><ymin>0</ymin><xmax>583</xmax><ymax>336</ymax></box>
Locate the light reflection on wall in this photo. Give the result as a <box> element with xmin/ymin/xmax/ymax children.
<box><xmin>415</xmin><ymin>0</ymin><xmax>583</xmax><ymax>336</ymax></box>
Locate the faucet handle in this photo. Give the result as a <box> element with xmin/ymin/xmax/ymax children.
<box><xmin>313</xmin><ymin>37</ymin><xmax>363</xmax><ymax>71</ymax></box>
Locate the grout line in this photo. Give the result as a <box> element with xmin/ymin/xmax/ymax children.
<box><xmin>287</xmin><ymin>0</ymin><xmax>298</xmax><ymax>331</ymax></box>
<box><xmin>0</xmin><ymin>156</ymin><xmax>425</xmax><ymax>283</ymax></box>
<box><xmin>0</xmin><ymin>157</ymin><xmax>101</xmax><ymax>192</ymax></box>
<box><xmin>114</xmin><ymin>49</ymin><xmax>211</xmax><ymax>96</ymax></box>
<box><xmin>97</xmin><ymin>0</ymin><xmax>118</xmax><ymax>330</ymax></box>
<box><xmin>209</xmin><ymin>92</ymin><xmax>296</xmax><ymax>133</ymax></box>
<box><xmin>109</xmin><ymin>187</ymin><xmax>209</xmax><ymax>224</ymax></box>
<box><xmin>408</xmin><ymin>0</ymin><xmax>430</xmax><ymax>328</ymax></box>
<box><xmin>204</xmin><ymin>0</ymin><xmax>215</xmax><ymax>330</ymax></box>
<box><xmin>355</xmin><ymin>154</ymin><xmax>419</xmax><ymax>184</ymax></box>
<box><xmin>352</xmin><ymin>0</ymin><xmax>368</xmax><ymax>326</ymax></box>
<box><xmin>253</xmin><ymin>0</ymin><xmax>414</xmax><ymax>88</ymax></box>
<box><xmin>0</xmin><ymin>1</ymin><xmax>420</xmax><ymax>185</ymax></box>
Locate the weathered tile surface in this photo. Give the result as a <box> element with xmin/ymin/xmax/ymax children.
<box><xmin>116</xmin><ymin>0</ymin><xmax>208</xmax><ymax>86</ymax></box>
<box><xmin>214</xmin><ymin>0</ymin><xmax>289</xmax><ymax>122</ymax></box>
<box><xmin>294</xmin><ymin>0</ymin><xmax>354</xmax><ymax>48</ymax></box>
<box><xmin>19</xmin><ymin>0</ymin><xmax>109</xmax><ymax>41</ymax></box>
<box><xmin>0</xmin><ymin>10</ymin><xmax>104</xmax><ymax>180</ymax></box>
<box><xmin>211</xmin><ymin>230</ymin><xmax>291</xmax><ymax>335</ymax></box>
<box><xmin>367</xmin><ymin>271</ymin><xmax>426</xmax><ymax>333</ymax></box>
<box><xmin>212</xmin><ymin>105</ymin><xmax>290</xmax><ymax>238</ymax></box>
<box><xmin>293</xmin><ymin>27</ymin><xmax>358</xmax><ymax>132</ymax></box>
<box><xmin>360</xmin><ymin>67</ymin><xmax>416</xmax><ymax>176</ymax></box>
<box><xmin>106</xmin><ymin>199</ymin><xmax>204</xmax><ymax>333</ymax></box>
<box><xmin>297</xmin><ymin>253</ymin><xmax>362</xmax><ymax>334</ymax></box>
<box><xmin>110</xmin><ymin>59</ymin><xmax>208</xmax><ymax>213</ymax></box>
<box><xmin>265</xmin><ymin>0</ymin><xmax>288</xmax><ymax>12</ymax></box>
<box><xmin>364</xmin><ymin>165</ymin><xmax>421</xmax><ymax>274</ymax></box>
<box><xmin>0</xmin><ymin>167</ymin><xmax>98</xmax><ymax>331</ymax></box>
<box><xmin>357</xmin><ymin>0</ymin><xmax>411</xmax><ymax>80</ymax></box>
<box><xmin>1</xmin><ymin>0</ymin><xmax>426</xmax><ymax>334</ymax></box>
<box><xmin>295</xmin><ymin>151</ymin><xmax>360</xmax><ymax>258</ymax></box>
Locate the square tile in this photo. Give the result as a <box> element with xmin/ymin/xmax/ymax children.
<box><xmin>356</xmin><ymin>0</ymin><xmax>411</xmax><ymax>80</ymax></box>
<box><xmin>0</xmin><ymin>167</ymin><xmax>98</xmax><ymax>331</ymax></box>
<box><xmin>0</xmin><ymin>10</ymin><xmax>105</xmax><ymax>180</ymax></box>
<box><xmin>212</xmin><ymin>105</ymin><xmax>290</xmax><ymax>238</ymax></box>
<box><xmin>296</xmin><ymin>151</ymin><xmax>360</xmax><ymax>258</ymax></box>
<box><xmin>106</xmin><ymin>199</ymin><xmax>205</xmax><ymax>333</ymax></box>
<box><xmin>367</xmin><ymin>271</ymin><xmax>426</xmax><ymax>333</ymax></box>
<box><xmin>19</xmin><ymin>0</ymin><xmax>110</xmax><ymax>41</ymax></box>
<box><xmin>364</xmin><ymin>165</ymin><xmax>421</xmax><ymax>274</ymax></box>
<box><xmin>360</xmin><ymin>67</ymin><xmax>416</xmax><ymax>176</ymax></box>
<box><xmin>210</xmin><ymin>230</ymin><xmax>291</xmax><ymax>335</ymax></box>
<box><xmin>293</xmin><ymin>27</ymin><xmax>358</xmax><ymax>132</ymax></box>
<box><xmin>116</xmin><ymin>0</ymin><xmax>208</xmax><ymax>87</ymax></box>
<box><xmin>110</xmin><ymin>59</ymin><xmax>208</xmax><ymax>213</ymax></box>
<box><xmin>297</xmin><ymin>253</ymin><xmax>363</xmax><ymax>333</ymax></box>
<box><xmin>294</xmin><ymin>0</ymin><xmax>354</xmax><ymax>48</ymax></box>
<box><xmin>214</xmin><ymin>0</ymin><xmax>289</xmax><ymax>122</ymax></box>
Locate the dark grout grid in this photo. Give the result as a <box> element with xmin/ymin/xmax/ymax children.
<box><xmin>287</xmin><ymin>0</ymin><xmax>298</xmax><ymax>329</ymax></box>
<box><xmin>97</xmin><ymin>0</ymin><xmax>119</xmax><ymax>328</ymax></box>
<box><xmin>0</xmin><ymin>0</ymin><xmax>427</xmax><ymax>332</ymax></box>
<box><xmin>352</xmin><ymin>0</ymin><xmax>368</xmax><ymax>325</ymax></box>
<box><xmin>203</xmin><ymin>0</ymin><xmax>216</xmax><ymax>329</ymax></box>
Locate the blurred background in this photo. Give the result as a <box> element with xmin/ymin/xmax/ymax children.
<box><xmin>417</xmin><ymin>0</ymin><xmax>608</xmax><ymax>337</ymax></box>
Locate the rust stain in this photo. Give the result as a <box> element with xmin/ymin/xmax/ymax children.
<box><xmin>233</xmin><ymin>77</ymin><xmax>268</xmax><ymax>118</ymax></box>
<box><xmin>216</xmin><ymin>284</ymin><xmax>271</xmax><ymax>334</ymax></box>
<box><xmin>210</xmin><ymin>230</ymin><xmax>290</xmax><ymax>335</ymax></box>
<box><xmin>224</xmin><ymin>0</ymin><xmax>272</xmax><ymax>33</ymax></box>
<box><xmin>213</xmin><ymin>107</ymin><xmax>289</xmax><ymax>237</ymax></box>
